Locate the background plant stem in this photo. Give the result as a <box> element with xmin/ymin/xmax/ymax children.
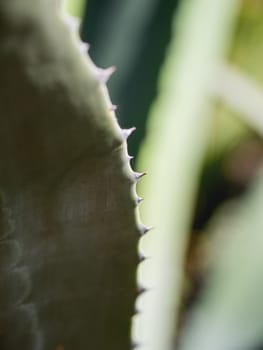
<box><xmin>135</xmin><ymin>0</ymin><xmax>240</xmax><ymax>349</ymax></box>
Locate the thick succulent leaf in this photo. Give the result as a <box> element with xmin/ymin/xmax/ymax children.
<box><xmin>0</xmin><ymin>1</ymin><xmax>139</xmax><ymax>349</ymax></box>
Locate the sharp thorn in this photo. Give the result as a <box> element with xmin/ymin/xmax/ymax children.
<box><xmin>128</xmin><ymin>155</ymin><xmax>134</xmax><ymax>161</ymax></box>
<box><xmin>122</xmin><ymin>127</ymin><xmax>136</xmax><ymax>140</ymax></box>
<box><xmin>65</xmin><ymin>14</ymin><xmax>80</xmax><ymax>32</ymax></box>
<box><xmin>109</xmin><ymin>104</ymin><xmax>117</xmax><ymax>111</ymax></box>
<box><xmin>139</xmin><ymin>224</ymin><xmax>153</xmax><ymax>235</ymax></box>
<box><xmin>97</xmin><ymin>66</ymin><xmax>116</xmax><ymax>83</ymax></box>
<box><xmin>138</xmin><ymin>251</ymin><xmax>147</xmax><ymax>262</ymax></box>
<box><xmin>136</xmin><ymin>196</ymin><xmax>144</xmax><ymax>204</ymax></box>
<box><xmin>79</xmin><ymin>42</ymin><xmax>90</xmax><ymax>54</ymax></box>
<box><xmin>137</xmin><ymin>284</ymin><xmax>147</xmax><ymax>295</ymax></box>
<box><xmin>134</xmin><ymin>171</ymin><xmax>147</xmax><ymax>181</ymax></box>
<box><xmin>131</xmin><ymin>340</ymin><xmax>141</xmax><ymax>349</ymax></box>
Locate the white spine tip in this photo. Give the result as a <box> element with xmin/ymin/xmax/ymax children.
<box><xmin>131</xmin><ymin>341</ymin><xmax>141</xmax><ymax>349</ymax></box>
<box><xmin>138</xmin><ymin>253</ymin><xmax>146</xmax><ymax>262</ymax></box>
<box><xmin>109</xmin><ymin>104</ymin><xmax>117</xmax><ymax>111</ymax></box>
<box><xmin>65</xmin><ymin>14</ymin><xmax>80</xmax><ymax>33</ymax></box>
<box><xmin>134</xmin><ymin>171</ymin><xmax>147</xmax><ymax>181</ymax></box>
<box><xmin>122</xmin><ymin>127</ymin><xmax>136</xmax><ymax>140</ymax></box>
<box><xmin>139</xmin><ymin>224</ymin><xmax>153</xmax><ymax>235</ymax></box>
<box><xmin>137</xmin><ymin>284</ymin><xmax>147</xmax><ymax>294</ymax></box>
<box><xmin>97</xmin><ymin>66</ymin><xmax>116</xmax><ymax>83</ymax></box>
<box><xmin>136</xmin><ymin>196</ymin><xmax>144</xmax><ymax>204</ymax></box>
<box><xmin>79</xmin><ymin>42</ymin><xmax>90</xmax><ymax>54</ymax></box>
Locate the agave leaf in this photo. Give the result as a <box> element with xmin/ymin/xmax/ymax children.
<box><xmin>0</xmin><ymin>1</ymin><xmax>139</xmax><ymax>349</ymax></box>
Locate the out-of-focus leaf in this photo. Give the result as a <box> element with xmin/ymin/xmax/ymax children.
<box><xmin>179</xmin><ymin>169</ymin><xmax>263</xmax><ymax>350</ymax></box>
<box><xmin>134</xmin><ymin>0</ymin><xmax>240</xmax><ymax>349</ymax></box>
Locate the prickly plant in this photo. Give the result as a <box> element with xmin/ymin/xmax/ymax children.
<box><xmin>0</xmin><ymin>1</ymin><xmax>144</xmax><ymax>349</ymax></box>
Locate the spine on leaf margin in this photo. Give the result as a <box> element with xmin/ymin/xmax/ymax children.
<box><xmin>0</xmin><ymin>1</ymin><xmax>149</xmax><ymax>349</ymax></box>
